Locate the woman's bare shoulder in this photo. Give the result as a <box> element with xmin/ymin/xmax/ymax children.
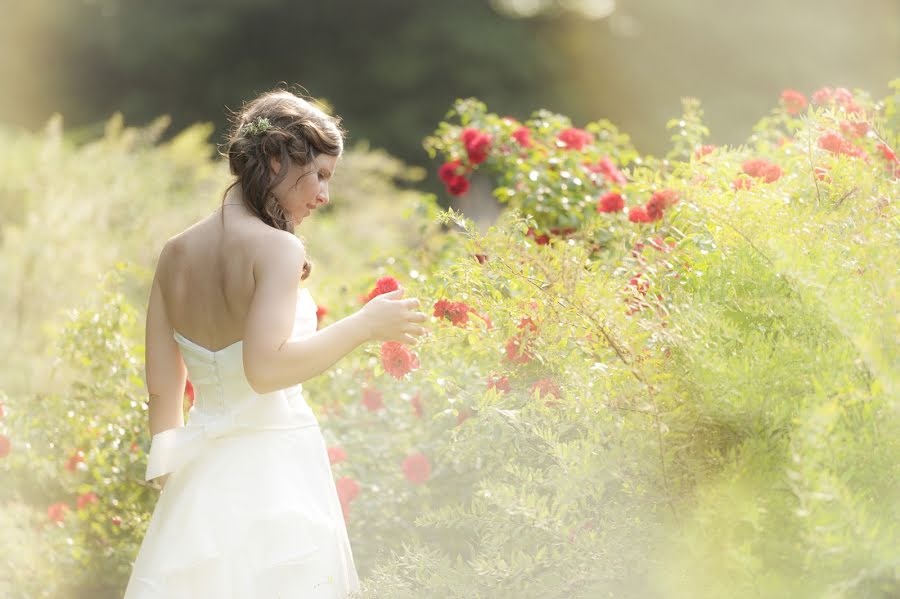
<box><xmin>247</xmin><ymin>227</ymin><xmax>306</xmax><ymax>279</ymax></box>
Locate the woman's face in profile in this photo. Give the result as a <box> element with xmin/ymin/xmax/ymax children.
<box><xmin>270</xmin><ymin>153</ymin><xmax>339</xmax><ymax>224</ymax></box>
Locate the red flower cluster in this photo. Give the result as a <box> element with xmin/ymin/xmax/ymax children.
<box><xmin>731</xmin><ymin>176</ymin><xmax>755</xmax><ymax>191</ymax></box>
<box><xmin>76</xmin><ymin>491</ymin><xmax>98</xmax><ymax>511</ymax></box>
<box><xmin>461</xmin><ymin>128</ymin><xmax>493</xmax><ymax>165</ymax></box>
<box><xmin>48</xmin><ymin>502</ymin><xmax>69</xmax><ymax>524</ymax></box>
<box><xmin>840</xmin><ymin>120</ymin><xmax>869</xmax><ymax>138</ymax></box>
<box><xmin>184</xmin><ymin>379</ymin><xmax>194</xmax><ymax>408</ymax></box>
<box><xmin>335</xmin><ymin>476</ymin><xmax>361</xmax><ymax>525</ymax></box>
<box><xmin>531</xmin><ymin>378</ymin><xmax>561</xmax><ymax>407</ymax></box>
<box><xmin>315</xmin><ymin>305</ymin><xmax>328</xmax><ymax>327</ymax></box>
<box><xmin>487</xmin><ymin>373</ymin><xmax>510</xmax><ymax>394</ymax></box>
<box><xmin>361</xmin><ymin>387</ymin><xmax>384</xmax><ymax>412</ymax></box>
<box><xmin>812</xmin><ymin>86</ymin><xmax>861</xmax><ymax>114</ymax></box>
<box><xmin>693</xmin><ymin>144</ymin><xmax>716</xmax><ymax>160</ymax></box>
<box><xmin>401</xmin><ymin>452</ymin><xmax>432</xmax><ymax>484</ymax></box>
<box><xmin>410</xmin><ymin>392</ymin><xmax>424</xmax><ymax>418</ymax></box>
<box><xmin>327</xmin><ymin>446</ymin><xmax>347</xmax><ymax>465</ymax></box>
<box><xmin>505</xmin><ymin>316</ymin><xmax>539</xmax><ymax>365</ymax></box>
<box><xmin>65</xmin><ymin>449</ymin><xmax>85</xmax><ymax>472</ymax></box>
<box><xmin>875</xmin><ymin>143</ymin><xmax>900</xmax><ymax>177</ymax></box>
<box><xmin>364</xmin><ymin>276</ymin><xmax>400</xmax><ymax>303</ymax></box>
<box><xmin>433</xmin><ymin>298</ymin><xmax>471</xmax><ymax>327</ymax></box>
<box><xmin>780</xmin><ymin>89</ymin><xmax>808</xmax><ymax>115</ymax></box>
<box><xmin>584</xmin><ymin>156</ymin><xmax>627</xmax><ymax>184</ymax></box>
<box><xmin>627</xmin><ymin>189</ymin><xmax>679</xmax><ymax>223</ymax></box>
<box><xmin>557</xmin><ymin>127</ymin><xmax>593</xmax><ymax>151</ymax></box>
<box><xmin>438</xmin><ymin>159</ymin><xmax>470</xmax><ymax>196</ymax></box>
<box><xmin>742</xmin><ymin>158</ymin><xmax>783</xmax><ymax>183</ymax></box>
<box><xmin>380</xmin><ymin>341</ymin><xmax>420</xmax><ymax>380</ymax></box>
<box><xmin>511</xmin><ymin>126</ymin><xmax>533</xmax><ymax>148</ymax></box>
<box><xmin>818</xmin><ymin>132</ymin><xmax>867</xmax><ymax>158</ymax></box>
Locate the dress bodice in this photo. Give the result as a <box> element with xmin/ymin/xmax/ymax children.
<box><xmin>145</xmin><ymin>288</ymin><xmax>321</xmax><ymax>482</ymax></box>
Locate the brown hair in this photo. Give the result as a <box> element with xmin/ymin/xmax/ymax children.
<box><xmin>219</xmin><ymin>87</ymin><xmax>346</xmax><ymax>281</ymax></box>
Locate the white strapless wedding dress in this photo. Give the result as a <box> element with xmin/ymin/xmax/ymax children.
<box><xmin>123</xmin><ymin>288</ymin><xmax>361</xmax><ymax>598</ymax></box>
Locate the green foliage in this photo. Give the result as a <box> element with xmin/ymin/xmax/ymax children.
<box><xmin>2</xmin><ymin>82</ymin><xmax>898</xmax><ymax>599</ymax></box>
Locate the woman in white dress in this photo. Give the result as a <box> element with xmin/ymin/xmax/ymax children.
<box><xmin>123</xmin><ymin>88</ymin><xmax>428</xmax><ymax>598</ymax></box>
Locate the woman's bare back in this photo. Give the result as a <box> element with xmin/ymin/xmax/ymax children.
<box><xmin>158</xmin><ymin>205</ymin><xmax>285</xmax><ymax>352</ymax></box>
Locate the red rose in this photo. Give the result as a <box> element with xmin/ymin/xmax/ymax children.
<box><xmin>0</xmin><ymin>434</ymin><xmax>10</xmax><ymax>459</ymax></box>
<box><xmin>411</xmin><ymin>392</ymin><xmax>424</xmax><ymax>418</ymax></box>
<box><xmin>814</xmin><ymin>166</ymin><xmax>831</xmax><ymax>182</ymax></box>
<box><xmin>525</xmin><ymin>227</ymin><xmax>551</xmax><ymax>245</ymax></box>
<box><xmin>732</xmin><ymin>176</ymin><xmax>755</xmax><ymax>190</ymax></box>
<box><xmin>433</xmin><ymin>299</ymin><xmax>471</xmax><ymax>327</ymax></box>
<box><xmin>741</xmin><ymin>159</ymin><xmax>783</xmax><ymax>183</ymax></box>
<box><xmin>48</xmin><ymin>502</ymin><xmax>69</xmax><ymax>524</ymax></box>
<box><xmin>818</xmin><ymin>132</ymin><xmax>867</xmax><ymax>158</ymax></box>
<box><xmin>380</xmin><ymin>341</ymin><xmax>420</xmax><ymax>380</ymax></box>
<box><xmin>840</xmin><ymin>121</ymin><xmax>869</xmax><ymax>138</ymax></box>
<box><xmin>401</xmin><ymin>452</ymin><xmax>432</xmax><ymax>484</ymax></box>
<box><xmin>327</xmin><ymin>446</ymin><xmax>347</xmax><ymax>465</ymax></box>
<box><xmin>505</xmin><ymin>334</ymin><xmax>534</xmax><ymax>364</ymax></box>
<box><xmin>184</xmin><ymin>379</ymin><xmax>194</xmax><ymax>407</ymax></box>
<box><xmin>446</xmin><ymin>175</ymin><xmax>470</xmax><ymax>196</ymax></box>
<box><xmin>361</xmin><ymin>387</ymin><xmax>384</xmax><ymax>412</ymax></box>
<box><xmin>511</xmin><ymin>126</ymin><xmax>533</xmax><ymax>148</ymax></box>
<box><xmin>597</xmin><ymin>192</ymin><xmax>625</xmax><ymax>213</ymax></box>
<box><xmin>76</xmin><ymin>491</ymin><xmax>98</xmax><ymax>511</ymax></box>
<box><xmin>315</xmin><ymin>305</ymin><xmax>328</xmax><ymax>324</ymax></box>
<box><xmin>365</xmin><ymin>277</ymin><xmax>400</xmax><ymax>303</ymax></box>
<box><xmin>557</xmin><ymin>127</ymin><xmax>593</xmax><ymax>151</ymax></box>
<box><xmin>693</xmin><ymin>144</ymin><xmax>716</xmax><ymax>159</ymax></box>
<box><xmin>335</xmin><ymin>476</ymin><xmax>361</xmax><ymax>503</ymax></box>
<box><xmin>876</xmin><ymin>143</ymin><xmax>898</xmax><ymax>164</ymax></box>
<box><xmin>438</xmin><ymin>159</ymin><xmax>465</xmax><ymax>183</ymax></box>
<box><xmin>531</xmin><ymin>378</ymin><xmax>561</xmax><ymax>407</ymax></box>
<box><xmin>487</xmin><ymin>374</ymin><xmax>511</xmax><ymax>394</ymax></box>
<box><xmin>628</xmin><ymin>206</ymin><xmax>651</xmax><ymax>223</ymax></box>
<box><xmin>461</xmin><ymin>128</ymin><xmax>493</xmax><ymax>165</ymax></box>
<box><xmin>65</xmin><ymin>449</ymin><xmax>85</xmax><ymax>472</ymax></box>
<box><xmin>780</xmin><ymin>89</ymin><xmax>808</xmax><ymax>115</ymax></box>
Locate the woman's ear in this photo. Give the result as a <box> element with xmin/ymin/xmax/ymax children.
<box><xmin>269</xmin><ymin>156</ymin><xmax>282</xmax><ymax>176</ymax></box>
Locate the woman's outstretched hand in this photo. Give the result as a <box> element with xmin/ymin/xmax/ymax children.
<box><xmin>359</xmin><ymin>287</ymin><xmax>428</xmax><ymax>346</ymax></box>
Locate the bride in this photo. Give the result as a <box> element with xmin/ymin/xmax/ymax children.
<box><xmin>123</xmin><ymin>88</ymin><xmax>428</xmax><ymax>598</ymax></box>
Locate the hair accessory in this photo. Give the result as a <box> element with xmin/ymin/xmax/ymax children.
<box><xmin>241</xmin><ymin>116</ymin><xmax>272</xmax><ymax>136</ymax></box>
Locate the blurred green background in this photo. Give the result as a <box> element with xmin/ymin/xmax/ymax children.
<box><xmin>2</xmin><ymin>0</ymin><xmax>897</xmax><ymax>177</ymax></box>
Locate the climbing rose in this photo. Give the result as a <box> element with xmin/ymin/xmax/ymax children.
<box><xmin>780</xmin><ymin>89</ymin><xmax>808</xmax><ymax>115</ymax></box>
<box><xmin>461</xmin><ymin>128</ymin><xmax>492</xmax><ymax>165</ymax></box>
<box><xmin>0</xmin><ymin>434</ymin><xmax>10</xmax><ymax>459</ymax></box>
<box><xmin>557</xmin><ymin>127</ymin><xmax>593</xmax><ymax>150</ymax></box>
<box><xmin>381</xmin><ymin>341</ymin><xmax>420</xmax><ymax>380</ymax></box>
<box><xmin>361</xmin><ymin>387</ymin><xmax>384</xmax><ymax>412</ymax></box>
<box><xmin>437</xmin><ymin>160</ymin><xmax>471</xmax><ymax>196</ymax></box>
<box><xmin>401</xmin><ymin>452</ymin><xmax>432</xmax><ymax>484</ymax></box>
<box><xmin>76</xmin><ymin>491</ymin><xmax>98</xmax><ymax>511</ymax></box>
<box><xmin>597</xmin><ymin>192</ymin><xmax>625</xmax><ymax>213</ymax></box>
<box><xmin>327</xmin><ymin>446</ymin><xmax>347</xmax><ymax>465</ymax></box>
<box><xmin>48</xmin><ymin>502</ymin><xmax>69</xmax><ymax>524</ymax></box>
<box><xmin>511</xmin><ymin>126</ymin><xmax>533</xmax><ymax>148</ymax></box>
<box><xmin>335</xmin><ymin>476</ymin><xmax>360</xmax><ymax>503</ymax></box>
<box><xmin>742</xmin><ymin>159</ymin><xmax>783</xmax><ymax>183</ymax></box>
<box><xmin>365</xmin><ymin>276</ymin><xmax>400</xmax><ymax>302</ymax></box>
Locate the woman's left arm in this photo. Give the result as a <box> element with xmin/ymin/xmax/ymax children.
<box><xmin>145</xmin><ymin>243</ymin><xmax>187</xmax><ymax>458</ymax></box>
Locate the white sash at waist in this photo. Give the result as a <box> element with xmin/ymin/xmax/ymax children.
<box><xmin>145</xmin><ymin>391</ymin><xmax>319</xmax><ymax>481</ymax></box>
